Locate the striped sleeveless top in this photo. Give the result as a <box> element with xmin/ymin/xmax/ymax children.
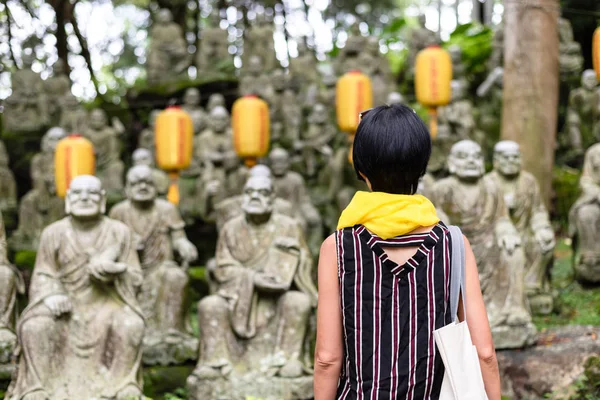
<box><xmin>335</xmin><ymin>223</ymin><xmax>453</xmax><ymax>400</ymax></box>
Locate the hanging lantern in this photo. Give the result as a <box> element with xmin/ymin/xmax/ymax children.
<box><xmin>155</xmin><ymin>106</ymin><xmax>194</xmax><ymax>205</ymax></box>
<box><xmin>54</xmin><ymin>134</ymin><xmax>95</xmax><ymax>198</ymax></box>
<box><xmin>232</xmin><ymin>95</ymin><xmax>270</xmax><ymax>167</ymax></box>
<box><xmin>415</xmin><ymin>45</ymin><xmax>453</xmax><ymax>139</ymax></box>
<box><xmin>593</xmin><ymin>27</ymin><xmax>600</xmax><ymax>80</ymax></box>
<box><xmin>336</xmin><ymin>70</ymin><xmax>373</xmax><ymax>134</ymax></box>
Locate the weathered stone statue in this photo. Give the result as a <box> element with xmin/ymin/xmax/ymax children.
<box><xmin>416</xmin><ymin>173</ymin><xmax>449</xmax><ymax>224</ymax></box>
<box><xmin>296</xmin><ymin>103</ymin><xmax>336</xmax><ymax>178</ymax></box>
<box><xmin>0</xmin><ymin>141</ymin><xmax>17</xmax><ymax>214</ymax></box>
<box><xmin>239</xmin><ymin>55</ymin><xmax>274</xmax><ymax>101</ymax></box>
<box><xmin>83</xmin><ymin>108</ymin><xmax>125</xmax><ymax>193</ymax></box>
<box><xmin>439</xmin><ymin>79</ymin><xmax>477</xmax><ymax>141</ymax></box>
<box><xmin>476</xmin><ymin>66</ymin><xmax>504</xmax><ymax>141</ymax></box>
<box><xmin>147</xmin><ymin>8</ymin><xmax>190</xmax><ymax>85</ymax></box>
<box><xmin>487</xmin><ymin>141</ymin><xmax>556</xmax><ymax>315</ymax></box>
<box><xmin>7</xmin><ymin>175</ymin><xmax>145</xmax><ymax>400</ymax></box>
<box><xmin>558</xmin><ymin>17</ymin><xmax>584</xmax><ymax>81</ymax></box>
<box><xmin>10</xmin><ymin>172</ymin><xmax>64</xmax><ymax>252</ymax></box>
<box><xmin>565</xmin><ymin>70</ymin><xmax>600</xmax><ymax>152</ymax></box>
<box><xmin>449</xmin><ymin>45</ymin><xmax>467</xmax><ymax>87</ymax></box>
<box><xmin>138</xmin><ymin>109</ymin><xmax>160</xmax><ymax>158</ymax></box>
<box><xmin>318</xmin><ymin>73</ymin><xmax>337</xmax><ymax>107</ymax></box>
<box><xmin>242</xmin><ymin>13</ymin><xmax>278</xmax><ymax>72</ymax></box>
<box><xmin>335</xmin><ymin>23</ymin><xmax>366</xmax><ymax>75</ymax></box>
<box><xmin>269</xmin><ymin>148</ymin><xmax>322</xmax><ymax>254</ymax></box>
<box><xmin>182</xmin><ymin>88</ymin><xmax>208</xmax><ymax>134</ymax></box>
<box><xmin>406</xmin><ymin>15</ymin><xmax>437</xmax><ymax>80</ymax></box>
<box><xmin>0</xmin><ymin>209</ymin><xmax>25</xmax><ymax>377</ymax></box>
<box><xmin>207</xmin><ymin>93</ymin><xmax>226</xmax><ymax>112</ymax></box>
<box><xmin>487</xmin><ymin>22</ymin><xmax>504</xmax><ymax>72</ymax></box>
<box><xmin>195</xmin><ymin>105</ymin><xmax>233</xmax><ymax>168</ymax></box>
<box><xmin>3</xmin><ymin>53</ymin><xmax>49</xmax><ymax>134</ymax></box>
<box><xmin>44</xmin><ymin>60</ymin><xmax>71</xmax><ymax>123</ymax></box>
<box><xmin>31</xmin><ymin>127</ymin><xmax>66</xmax><ymax>189</ymax></box>
<box><xmin>132</xmin><ymin>148</ymin><xmax>169</xmax><ymax>197</ymax></box>
<box><xmin>196</xmin><ymin>12</ymin><xmax>232</xmax><ymax>76</ymax></box>
<box><xmin>59</xmin><ymin>93</ymin><xmax>88</xmax><ymax>134</ymax></box>
<box><xmin>569</xmin><ymin>143</ymin><xmax>600</xmax><ymax>284</ymax></box>
<box><xmin>110</xmin><ymin>166</ymin><xmax>198</xmax><ymax>365</ymax></box>
<box><xmin>187</xmin><ymin>174</ymin><xmax>317</xmax><ymax>399</ymax></box>
<box><xmin>289</xmin><ymin>42</ymin><xmax>319</xmax><ymax>90</ymax></box>
<box><xmin>269</xmin><ymin>69</ymin><xmax>291</xmax><ymax>144</ymax></box>
<box><xmin>432</xmin><ymin>140</ymin><xmax>536</xmax><ymax>348</ymax></box>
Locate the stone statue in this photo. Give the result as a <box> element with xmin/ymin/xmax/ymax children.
<box><xmin>3</xmin><ymin>53</ymin><xmax>49</xmax><ymax>134</ymax></box>
<box><xmin>296</xmin><ymin>103</ymin><xmax>336</xmax><ymax>178</ymax></box>
<box><xmin>7</xmin><ymin>175</ymin><xmax>145</xmax><ymax>400</ymax></box>
<box><xmin>432</xmin><ymin>140</ymin><xmax>536</xmax><ymax>348</ymax></box>
<box><xmin>289</xmin><ymin>42</ymin><xmax>319</xmax><ymax>90</ymax></box>
<box><xmin>269</xmin><ymin>148</ymin><xmax>322</xmax><ymax>255</ymax></box>
<box><xmin>194</xmin><ymin>105</ymin><xmax>233</xmax><ymax>169</ymax></box>
<box><xmin>387</xmin><ymin>91</ymin><xmax>404</xmax><ymax>105</ymax></box>
<box><xmin>487</xmin><ymin>22</ymin><xmax>504</xmax><ymax>72</ymax></box>
<box><xmin>448</xmin><ymin>45</ymin><xmax>468</xmax><ymax>87</ymax></box>
<box><xmin>269</xmin><ymin>69</ymin><xmax>291</xmax><ymax>144</ymax></box>
<box><xmin>188</xmin><ymin>174</ymin><xmax>317</xmax><ymax>399</ymax></box>
<box><xmin>416</xmin><ymin>173</ymin><xmax>450</xmax><ymax>224</ymax></box>
<box><xmin>0</xmin><ymin>209</ymin><xmax>25</xmax><ymax>375</ymax></box>
<box><xmin>10</xmin><ymin>171</ymin><xmax>64</xmax><ymax>252</ymax></box>
<box><xmin>569</xmin><ymin>143</ymin><xmax>600</xmax><ymax>284</ymax></box>
<box><xmin>59</xmin><ymin>93</ymin><xmax>88</xmax><ymax>134</ymax></box>
<box><xmin>0</xmin><ymin>141</ymin><xmax>17</xmax><ymax>214</ymax></box>
<box><xmin>31</xmin><ymin>127</ymin><xmax>67</xmax><ymax>190</ymax></box>
<box><xmin>110</xmin><ymin>166</ymin><xmax>198</xmax><ymax>365</ymax></box>
<box><xmin>138</xmin><ymin>109</ymin><xmax>160</xmax><ymax>158</ymax></box>
<box><xmin>487</xmin><ymin>141</ymin><xmax>556</xmax><ymax>315</ymax></box>
<box><xmin>147</xmin><ymin>8</ymin><xmax>190</xmax><ymax>85</ymax></box>
<box><xmin>558</xmin><ymin>17</ymin><xmax>584</xmax><ymax>80</ymax></box>
<box><xmin>83</xmin><ymin>108</ymin><xmax>125</xmax><ymax>194</ymax></box>
<box><xmin>242</xmin><ymin>14</ymin><xmax>278</xmax><ymax>72</ymax></box>
<box><xmin>476</xmin><ymin>66</ymin><xmax>503</xmax><ymax>142</ymax></box>
<box><xmin>182</xmin><ymin>88</ymin><xmax>208</xmax><ymax>135</ymax></box>
<box><xmin>44</xmin><ymin>60</ymin><xmax>71</xmax><ymax>123</ymax></box>
<box><xmin>335</xmin><ymin>23</ymin><xmax>366</xmax><ymax>75</ymax></box>
<box><xmin>439</xmin><ymin>79</ymin><xmax>478</xmax><ymax>141</ymax></box>
<box><xmin>239</xmin><ymin>55</ymin><xmax>275</xmax><ymax>101</ymax></box>
<box><xmin>196</xmin><ymin>12</ymin><xmax>232</xmax><ymax>76</ymax></box>
<box><xmin>132</xmin><ymin>148</ymin><xmax>169</xmax><ymax>197</ymax></box>
<box><xmin>207</xmin><ymin>93</ymin><xmax>226</xmax><ymax>112</ymax></box>
<box><xmin>278</xmin><ymin>88</ymin><xmax>303</xmax><ymax>148</ymax></box>
<box><xmin>406</xmin><ymin>15</ymin><xmax>437</xmax><ymax>81</ymax></box>
<box><xmin>565</xmin><ymin>70</ymin><xmax>600</xmax><ymax>152</ymax></box>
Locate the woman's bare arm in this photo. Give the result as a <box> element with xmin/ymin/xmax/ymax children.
<box><xmin>458</xmin><ymin>235</ymin><xmax>502</xmax><ymax>400</ymax></box>
<box><xmin>314</xmin><ymin>234</ymin><xmax>343</xmax><ymax>400</ymax></box>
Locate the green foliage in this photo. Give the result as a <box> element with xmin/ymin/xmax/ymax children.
<box><xmin>14</xmin><ymin>250</ymin><xmax>37</xmax><ymax>271</ymax></box>
<box><xmin>533</xmin><ymin>240</ymin><xmax>600</xmax><ymax>330</ymax></box>
<box><xmin>552</xmin><ymin>166</ymin><xmax>581</xmax><ymax>233</ymax></box>
<box><xmin>444</xmin><ymin>23</ymin><xmax>493</xmax><ymax>75</ymax></box>
<box><xmin>143</xmin><ymin>366</ymin><xmax>193</xmax><ymax>400</ymax></box>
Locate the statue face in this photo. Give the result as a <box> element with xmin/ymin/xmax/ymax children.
<box><xmin>157</xmin><ymin>9</ymin><xmax>173</xmax><ymax>23</ymax></box>
<box><xmin>208</xmin><ymin>94</ymin><xmax>225</xmax><ymax>111</ymax></box>
<box><xmin>242</xmin><ymin>176</ymin><xmax>274</xmax><ymax>216</ymax></box>
<box><xmin>449</xmin><ymin>140</ymin><xmax>485</xmax><ymax>179</ymax></box>
<box><xmin>269</xmin><ymin>150</ymin><xmax>290</xmax><ymax>177</ymax></box>
<box><xmin>54</xmin><ymin>60</ymin><xmax>66</xmax><ymax>75</ymax></box>
<box><xmin>89</xmin><ymin>109</ymin><xmax>107</xmax><ymax>130</ymax></box>
<box><xmin>494</xmin><ymin>141</ymin><xmax>521</xmax><ymax>177</ymax></box>
<box><xmin>418</xmin><ymin>15</ymin><xmax>427</xmax><ymax>26</ymax></box>
<box><xmin>248</xmin><ymin>164</ymin><xmax>272</xmax><ymax>178</ymax></box>
<box><xmin>126</xmin><ymin>166</ymin><xmax>157</xmax><ymax>202</ymax></box>
<box><xmin>451</xmin><ymin>80</ymin><xmax>465</xmax><ymax>101</ymax></box>
<box><xmin>223</xmin><ymin>151</ymin><xmax>240</xmax><ymax>171</ymax></box>
<box><xmin>210</xmin><ymin>106</ymin><xmax>229</xmax><ymax>132</ymax></box>
<box><xmin>132</xmin><ymin>149</ymin><xmax>153</xmax><ymax>166</ymax></box>
<box><xmin>248</xmin><ymin>56</ymin><xmax>263</xmax><ymax>74</ymax></box>
<box><xmin>184</xmin><ymin>89</ymin><xmax>201</xmax><ymax>106</ymax></box>
<box><xmin>43</xmin><ymin>127</ymin><xmax>67</xmax><ymax>153</ymax></box>
<box><xmin>582</xmin><ymin>70</ymin><xmax>598</xmax><ymax>90</ymax></box>
<box><xmin>67</xmin><ymin>176</ymin><xmax>105</xmax><ymax>218</ymax></box>
<box><xmin>21</xmin><ymin>53</ymin><xmax>34</xmax><ymax>68</ymax></box>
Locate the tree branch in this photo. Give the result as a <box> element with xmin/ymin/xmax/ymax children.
<box><xmin>2</xmin><ymin>0</ymin><xmax>18</xmax><ymax>67</ymax></box>
<box><xmin>16</xmin><ymin>0</ymin><xmax>36</xmax><ymax>19</ymax></box>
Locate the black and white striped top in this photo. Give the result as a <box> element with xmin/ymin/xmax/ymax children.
<box><xmin>335</xmin><ymin>223</ymin><xmax>453</xmax><ymax>400</ymax></box>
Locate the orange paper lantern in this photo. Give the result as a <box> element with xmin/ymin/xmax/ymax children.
<box><xmin>54</xmin><ymin>134</ymin><xmax>95</xmax><ymax>198</ymax></box>
<box><xmin>232</xmin><ymin>95</ymin><xmax>270</xmax><ymax>166</ymax></box>
<box><xmin>593</xmin><ymin>27</ymin><xmax>600</xmax><ymax>80</ymax></box>
<box><xmin>336</xmin><ymin>70</ymin><xmax>373</xmax><ymax>133</ymax></box>
<box><xmin>415</xmin><ymin>45</ymin><xmax>453</xmax><ymax>139</ymax></box>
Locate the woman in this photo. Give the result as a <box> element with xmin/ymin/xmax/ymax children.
<box><xmin>314</xmin><ymin>104</ymin><xmax>501</xmax><ymax>400</ymax></box>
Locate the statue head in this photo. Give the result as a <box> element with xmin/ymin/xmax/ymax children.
<box><xmin>366</xmin><ymin>36</ymin><xmax>380</xmax><ymax>55</ymax></box>
<box><xmin>448</xmin><ymin>140</ymin><xmax>485</xmax><ymax>180</ymax></box>
<box><xmin>89</xmin><ymin>109</ymin><xmax>108</xmax><ymax>130</ymax></box>
<box><xmin>387</xmin><ymin>91</ymin><xmax>404</xmax><ymax>105</ymax></box>
<box><xmin>132</xmin><ymin>148</ymin><xmax>155</xmax><ymax>167</ymax></box>
<box><xmin>148</xmin><ymin>109</ymin><xmax>160</xmax><ymax>128</ymax></box>
<box><xmin>184</xmin><ymin>88</ymin><xmax>201</xmax><ymax>107</ymax></box>
<box><xmin>269</xmin><ymin>148</ymin><xmax>290</xmax><ymax>177</ymax></box>
<box><xmin>157</xmin><ymin>9</ymin><xmax>173</xmax><ymax>24</ymax></box>
<box><xmin>582</xmin><ymin>143</ymin><xmax>600</xmax><ymax>184</ymax></box>
<box><xmin>126</xmin><ymin>165</ymin><xmax>157</xmax><ymax>203</ymax></box>
<box><xmin>210</xmin><ymin>105</ymin><xmax>230</xmax><ymax>133</ymax></box>
<box><xmin>272</xmin><ymin>69</ymin><xmax>287</xmax><ymax>91</ymax></box>
<box><xmin>418</xmin><ymin>14</ymin><xmax>427</xmax><ymax>27</ymax></box>
<box><xmin>66</xmin><ymin>175</ymin><xmax>106</xmax><ymax>218</ymax></box>
<box><xmin>582</xmin><ymin>69</ymin><xmax>598</xmax><ymax>91</ymax></box>
<box><xmin>241</xmin><ymin>175</ymin><xmax>275</xmax><ymax>217</ymax></box>
<box><xmin>62</xmin><ymin>93</ymin><xmax>80</xmax><ymax>110</ymax></box>
<box><xmin>450</xmin><ymin>80</ymin><xmax>467</xmax><ymax>101</ymax></box>
<box><xmin>309</xmin><ymin>103</ymin><xmax>328</xmax><ymax>125</ymax></box>
<box><xmin>448</xmin><ymin>45</ymin><xmax>462</xmax><ymax>64</ymax></box>
<box><xmin>248</xmin><ymin>164</ymin><xmax>272</xmax><ymax>178</ymax></box>
<box><xmin>42</xmin><ymin>127</ymin><xmax>67</xmax><ymax>153</ymax></box>
<box><xmin>493</xmin><ymin>140</ymin><xmax>521</xmax><ymax>178</ymax></box>
<box><xmin>223</xmin><ymin>150</ymin><xmax>241</xmax><ymax>171</ymax></box>
<box><xmin>247</xmin><ymin>55</ymin><xmax>263</xmax><ymax>75</ymax></box>
<box><xmin>207</xmin><ymin>93</ymin><xmax>225</xmax><ymax>111</ymax></box>
<box><xmin>21</xmin><ymin>52</ymin><xmax>35</xmax><ymax>69</ymax></box>
<box><xmin>322</xmin><ymin>73</ymin><xmax>337</xmax><ymax>88</ymax></box>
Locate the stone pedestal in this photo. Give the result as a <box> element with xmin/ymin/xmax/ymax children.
<box><xmin>143</xmin><ymin>335</ymin><xmax>199</xmax><ymax>366</ymax></box>
<box><xmin>187</xmin><ymin>373</ymin><xmax>314</xmax><ymax>400</ymax></box>
<box><xmin>492</xmin><ymin>322</ymin><xmax>537</xmax><ymax>349</ymax></box>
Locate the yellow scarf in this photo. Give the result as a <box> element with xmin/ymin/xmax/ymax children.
<box><xmin>337</xmin><ymin>191</ymin><xmax>440</xmax><ymax>239</ymax></box>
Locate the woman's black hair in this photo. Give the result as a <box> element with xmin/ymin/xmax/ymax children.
<box><xmin>353</xmin><ymin>104</ymin><xmax>431</xmax><ymax>195</ymax></box>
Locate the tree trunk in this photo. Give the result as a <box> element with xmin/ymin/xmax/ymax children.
<box><xmin>501</xmin><ymin>0</ymin><xmax>559</xmax><ymax>207</ymax></box>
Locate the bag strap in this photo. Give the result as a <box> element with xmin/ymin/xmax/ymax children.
<box><xmin>448</xmin><ymin>225</ymin><xmax>467</xmax><ymax>322</ymax></box>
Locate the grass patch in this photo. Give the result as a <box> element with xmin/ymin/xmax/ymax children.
<box><xmin>533</xmin><ymin>239</ymin><xmax>600</xmax><ymax>330</ymax></box>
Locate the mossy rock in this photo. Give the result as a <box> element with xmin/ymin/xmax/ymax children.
<box><xmin>551</xmin><ymin>166</ymin><xmax>581</xmax><ymax>234</ymax></box>
<box><xmin>143</xmin><ymin>364</ymin><xmax>194</xmax><ymax>400</ymax></box>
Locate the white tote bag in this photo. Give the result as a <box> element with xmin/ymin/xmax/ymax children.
<box><xmin>434</xmin><ymin>226</ymin><xmax>489</xmax><ymax>400</ymax></box>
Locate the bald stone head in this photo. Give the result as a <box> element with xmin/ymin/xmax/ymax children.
<box><xmin>126</xmin><ymin>165</ymin><xmax>157</xmax><ymax>203</ymax></box>
<box><xmin>66</xmin><ymin>175</ymin><xmax>106</xmax><ymax>218</ymax></box>
<box><xmin>184</xmin><ymin>88</ymin><xmax>201</xmax><ymax>107</ymax></box>
<box><xmin>89</xmin><ymin>109</ymin><xmax>108</xmax><ymax>130</ymax></box>
<box><xmin>583</xmin><ymin>143</ymin><xmax>600</xmax><ymax>184</ymax></box>
<box><xmin>132</xmin><ymin>148</ymin><xmax>154</xmax><ymax>167</ymax></box>
<box><xmin>387</xmin><ymin>92</ymin><xmax>404</xmax><ymax>105</ymax></box>
<box><xmin>157</xmin><ymin>8</ymin><xmax>173</xmax><ymax>24</ymax></box>
<box><xmin>310</xmin><ymin>103</ymin><xmax>328</xmax><ymax>125</ymax></box>
<box><xmin>448</xmin><ymin>140</ymin><xmax>485</xmax><ymax>180</ymax></box>
<box><xmin>42</xmin><ymin>127</ymin><xmax>67</xmax><ymax>153</ymax></box>
<box><xmin>207</xmin><ymin>93</ymin><xmax>225</xmax><ymax>112</ymax></box>
<box><xmin>210</xmin><ymin>105</ymin><xmax>230</xmax><ymax>133</ymax></box>
<box><xmin>248</xmin><ymin>164</ymin><xmax>272</xmax><ymax>179</ymax></box>
<box><xmin>582</xmin><ymin>69</ymin><xmax>598</xmax><ymax>91</ymax></box>
<box><xmin>494</xmin><ymin>140</ymin><xmax>521</xmax><ymax>178</ymax></box>
<box><xmin>451</xmin><ymin>80</ymin><xmax>466</xmax><ymax>101</ymax></box>
<box><xmin>241</xmin><ymin>175</ymin><xmax>275</xmax><ymax>217</ymax></box>
<box><xmin>269</xmin><ymin>148</ymin><xmax>290</xmax><ymax>177</ymax></box>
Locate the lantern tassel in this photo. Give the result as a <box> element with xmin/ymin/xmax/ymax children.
<box><xmin>428</xmin><ymin>108</ymin><xmax>438</xmax><ymax>140</ymax></box>
<box><xmin>167</xmin><ymin>172</ymin><xmax>180</xmax><ymax>205</ymax></box>
<box><xmin>244</xmin><ymin>158</ymin><xmax>257</xmax><ymax>168</ymax></box>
